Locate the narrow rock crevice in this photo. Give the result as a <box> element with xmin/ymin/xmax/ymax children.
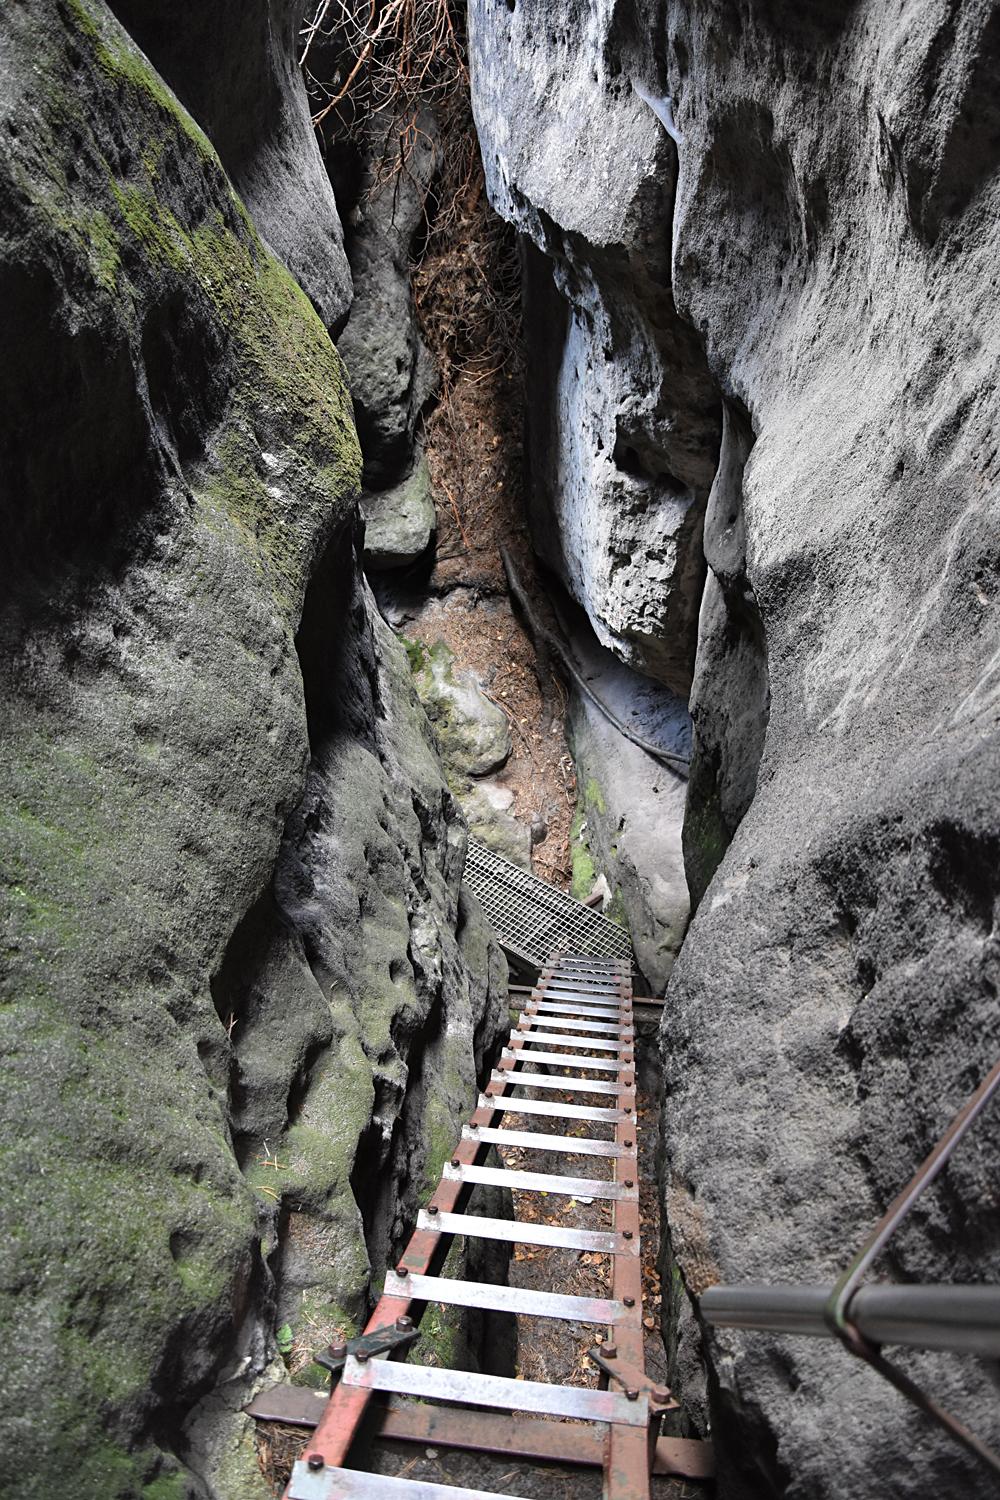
<box><xmin>6</xmin><ymin>3</ymin><xmax>1000</xmax><ymax>1498</ymax></box>
<box><xmin>683</xmin><ymin>398</ymin><xmax>770</xmax><ymax>912</ymax></box>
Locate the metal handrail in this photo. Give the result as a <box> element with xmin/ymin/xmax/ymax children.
<box><xmin>701</xmin><ymin>1283</ymin><xmax>1000</xmax><ymax>1358</ymax></box>
<box><xmin>699</xmin><ymin>1056</ymin><xmax>1000</xmax><ymax>1478</ymax></box>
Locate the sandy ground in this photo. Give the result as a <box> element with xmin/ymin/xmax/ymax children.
<box><xmin>401</xmin><ymin>586</ymin><xmax>576</xmax><ymax>888</ymax></box>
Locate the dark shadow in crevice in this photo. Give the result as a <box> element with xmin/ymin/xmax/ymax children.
<box><xmin>611</xmin><ymin>431</ymin><xmax>688</xmax><ymax>497</ymax></box>
<box><xmin>682</xmin><ymin>397</ymin><xmax>770</xmax><ymax>911</ymax></box>
<box><xmin>295</xmin><ymin>516</ymin><xmax>381</xmax><ymax>754</ymax></box>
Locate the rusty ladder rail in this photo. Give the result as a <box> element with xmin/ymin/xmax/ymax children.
<box><xmin>264</xmin><ymin>954</ymin><xmax>709</xmax><ymax>1499</ymax></box>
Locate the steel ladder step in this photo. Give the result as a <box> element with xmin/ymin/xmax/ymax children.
<box><xmin>517</xmin><ymin>1028</ymin><xmax>630</xmax><ymax>1052</ymax></box>
<box><xmin>463</xmin><ymin>1124</ymin><xmax>632</xmax><ymax>1156</ymax></box>
<box><xmin>551</xmin><ymin>960</ymin><xmax>623</xmax><ymax>973</ymax></box>
<box><xmin>416</xmin><ymin>1208</ymin><xmax>632</xmax><ymax>1253</ymax></box>
<box><xmin>503</xmin><ymin>1045</ymin><xmax>628</xmax><ymax>1071</ymax></box>
<box><xmin>384</xmin><ymin>1269</ymin><xmax>627</xmax><ymax>1323</ymax></box>
<box><xmin>442</xmin><ymin>1159</ymin><xmax>636</xmax><ymax>1199</ymax></box>
<box><xmin>493</xmin><ymin>1068</ymin><xmax>630</xmax><ymax>1096</ymax></box>
<box><xmin>341</xmin><ymin>1354</ymin><xmax>649</xmax><ymax>1425</ymax></box>
<box><xmin>542</xmin><ymin>979</ymin><xmax>622</xmax><ymax>991</ymax></box>
<box><xmin>479</xmin><ymin>1092</ymin><xmax>631</xmax><ymax>1122</ymax></box>
<box><xmin>519</xmin><ymin>1013</ymin><xmax>631</xmax><ymax>1037</ymax></box>
<box><xmin>288</xmin><ymin>1462</ymin><xmax>533</xmax><ymax>1499</ymax></box>
<box><xmin>539</xmin><ymin>996</ymin><xmax>626</xmax><ymax>1009</ymax></box>
<box><xmin>530</xmin><ymin>1000</ymin><xmax>626</xmax><ymax>1020</ymax></box>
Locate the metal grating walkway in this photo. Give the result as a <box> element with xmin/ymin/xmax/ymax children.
<box><xmin>463</xmin><ymin>837</ymin><xmax>634</xmax><ymax>971</ymax></box>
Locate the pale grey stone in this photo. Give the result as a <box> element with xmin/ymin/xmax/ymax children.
<box><xmin>469</xmin><ymin>6</ymin><xmax>721</xmax><ymax>694</ymax></box>
<box><xmin>412</xmin><ymin>640</ymin><xmax>512</xmax><ymax>779</ymax></box>
<box><xmin>361</xmin><ymin>452</ymin><xmax>436</xmax><ymax>570</ymax></box>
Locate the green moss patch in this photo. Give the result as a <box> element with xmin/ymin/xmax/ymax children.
<box><xmin>570</xmin><ymin>806</ymin><xmax>598</xmax><ymax>901</ymax></box>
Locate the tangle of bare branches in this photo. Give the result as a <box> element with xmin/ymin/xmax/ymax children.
<box><xmin>300</xmin><ymin>1</ymin><xmax>466</xmax><ymax>155</ymax></box>
<box><xmin>300</xmin><ymin>0</ymin><xmax>521</xmax><ymax>395</ymax></box>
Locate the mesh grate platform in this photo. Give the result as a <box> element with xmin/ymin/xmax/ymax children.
<box><xmin>463</xmin><ymin>837</ymin><xmax>633</xmax><ymax>972</ymax></box>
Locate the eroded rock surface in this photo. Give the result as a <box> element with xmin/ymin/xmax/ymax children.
<box><xmin>0</xmin><ymin>5</ymin><xmax>505</xmax><ymax>1495</ymax></box>
<box><xmin>107</xmin><ymin>0</ymin><xmax>353</xmax><ymax>332</ymax></box>
<box><xmin>659</xmin><ymin>5</ymin><xmax>1000</xmax><ymax>1495</ymax></box>
<box><xmin>471</xmin><ymin>2</ymin><xmax>1000</xmax><ymax>1497</ymax></box>
<box><xmin>470</xmin><ymin>9</ymin><xmax>721</xmax><ymax>694</ymax></box>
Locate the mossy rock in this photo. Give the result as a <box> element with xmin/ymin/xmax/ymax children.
<box><xmin>461</xmin><ymin>779</ymin><xmax>532</xmax><ymax>870</ymax></box>
<box><xmin>570</xmin><ymin>805</ymin><xmax>598</xmax><ymax>900</ymax></box>
<box><xmin>361</xmin><ymin>451</ymin><xmax>436</xmax><ymax>569</ymax></box>
<box><xmin>411</xmin><ymin>640</ymin><xmax>512</xmax><ymax>778</ymax></box>
<box><xmin>0</xmin><ymin>1</ymin><xmax>361</xmax><ymax>1492</ymax></box>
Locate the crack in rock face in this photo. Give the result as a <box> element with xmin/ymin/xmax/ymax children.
<box><xmin>469</xmin><ymin>1</ymin><xmax>1000</xmax><ymax>1496</ymax></box>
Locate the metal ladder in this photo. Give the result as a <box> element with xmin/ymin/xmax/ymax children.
<box><xmin>277</xmin><ymin>954</ymin><xmax>696</xmax><ymax>1499</ymax></box>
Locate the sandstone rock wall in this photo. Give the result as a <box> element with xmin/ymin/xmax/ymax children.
<box><xmin>107</xmin><ymin>0</ymin><xmax>353</xmax><ymax>333</ymax></box>
<box><xmin>562</xmin><ymin>610</ymin><xmax>692</xmax><ymax>992</ymax></box>
<box><xmin>469</xmin><ymin>1</ymin><xmax>1000</xmax><ymax>1496</ymax></box>
<box><xmin>471</xmin><ymin>10</ymin><xmax>721</xmax><ymax>697</ymax></box>
<box><xmin>0</xmin><ymin>4</ymin><xmax>505</xmax><ymax>1495</ymax></box>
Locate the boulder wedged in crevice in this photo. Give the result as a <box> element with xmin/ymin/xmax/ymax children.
<box><xmin>557</xmin><ymin>588</ymin><xmax>692</xmax><ymax>991</ymax></box>
<box><xmin>568</xmin><ymin>696</ymin><xmax>688</xmax><ymax>993</ymax></box>
<box><xmin>682</xmin><ymin>399</ymin><xmax>770</xmax><ymax>913</ymax></box>
<box><xmin>360</xmin><ymin>450</ymin><xmax>437</xmax><ymax>571</ymax></box>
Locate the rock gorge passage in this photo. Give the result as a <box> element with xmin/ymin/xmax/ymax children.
<box><xmin>0</xmin><ymin>2</ymin><xmax>998</xmax><ymax>1499</ymax></box>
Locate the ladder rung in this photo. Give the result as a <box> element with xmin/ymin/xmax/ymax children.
<box><xmin>480</xmin><ymin>1093</ymin><xmax>630</xmax><ymax>1122</ymax></box>
<box><xmin>549</xmin><ymin>971</ymin><xmax>625</xmax><ymax>983</ymax></box>
<box><xmin>463</xmin><ymin>1124</ymin><xmax>630</xmax><ymax>1157</ymax></box>
<box><xmin>543</xmin><ymin>997</ymin><xmax>621</xmax><ymax>1008</ymax></box>
<box><xmin>550</xmin><ymin>960</ymin><xmax>623</xmax><ymax>972</ymax></box>
<box><xmin>531</xmin><ymin>1001</ymin><xmax>625</xmax><ymax>1020</ymax></box>
<box><xmin>548</xmin><ymin>974</ymin><xmax>623</xmax><ymax>983</ymax></box>
<box><xmin>518</xmin><ymin>1029</ymin><xmax>628</xmax><ymax>1053</ymax></box>
<box><xmin>493</xmin><ymin>1069</ymin><xmax>628</xmax><ymax>1096</ymax></box>
<box><xmin>341</xmin><ymin>1356</ymin><xmax>648</xmax><ymax>1426</ymax></box>
<box><xmin>443</xmin><ymin>1160</ymin><xmax>635</xmax><ymax>1200</ymax></box>
<box><xmin>384</xmin><ymin>1270</ymin><xmax>625</xmax><ymax>1323</ymax></box>
<box><xmin>288</xmin><ymin>1461</ymin><xmax>534</xmax><ymax>1499</ymax></box>
<box><xmin>417</xmin><ymin>1208</ymin><xmax>629</xmax><ymax>1253</ymax></box>
<box><xmin>504</xmin><ymin>1047</ymin><xmax>626</xmax><ymax>1072</ymax></box>
<box><xmin>543</xmin><ymin>982</ymin><xmax>621</xmax><ymax>995</ymax></box>
<box><xmin>520</xmin><ymin>1013</ymin><xmax>630</xmax><ymax>1037</ymax></box>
